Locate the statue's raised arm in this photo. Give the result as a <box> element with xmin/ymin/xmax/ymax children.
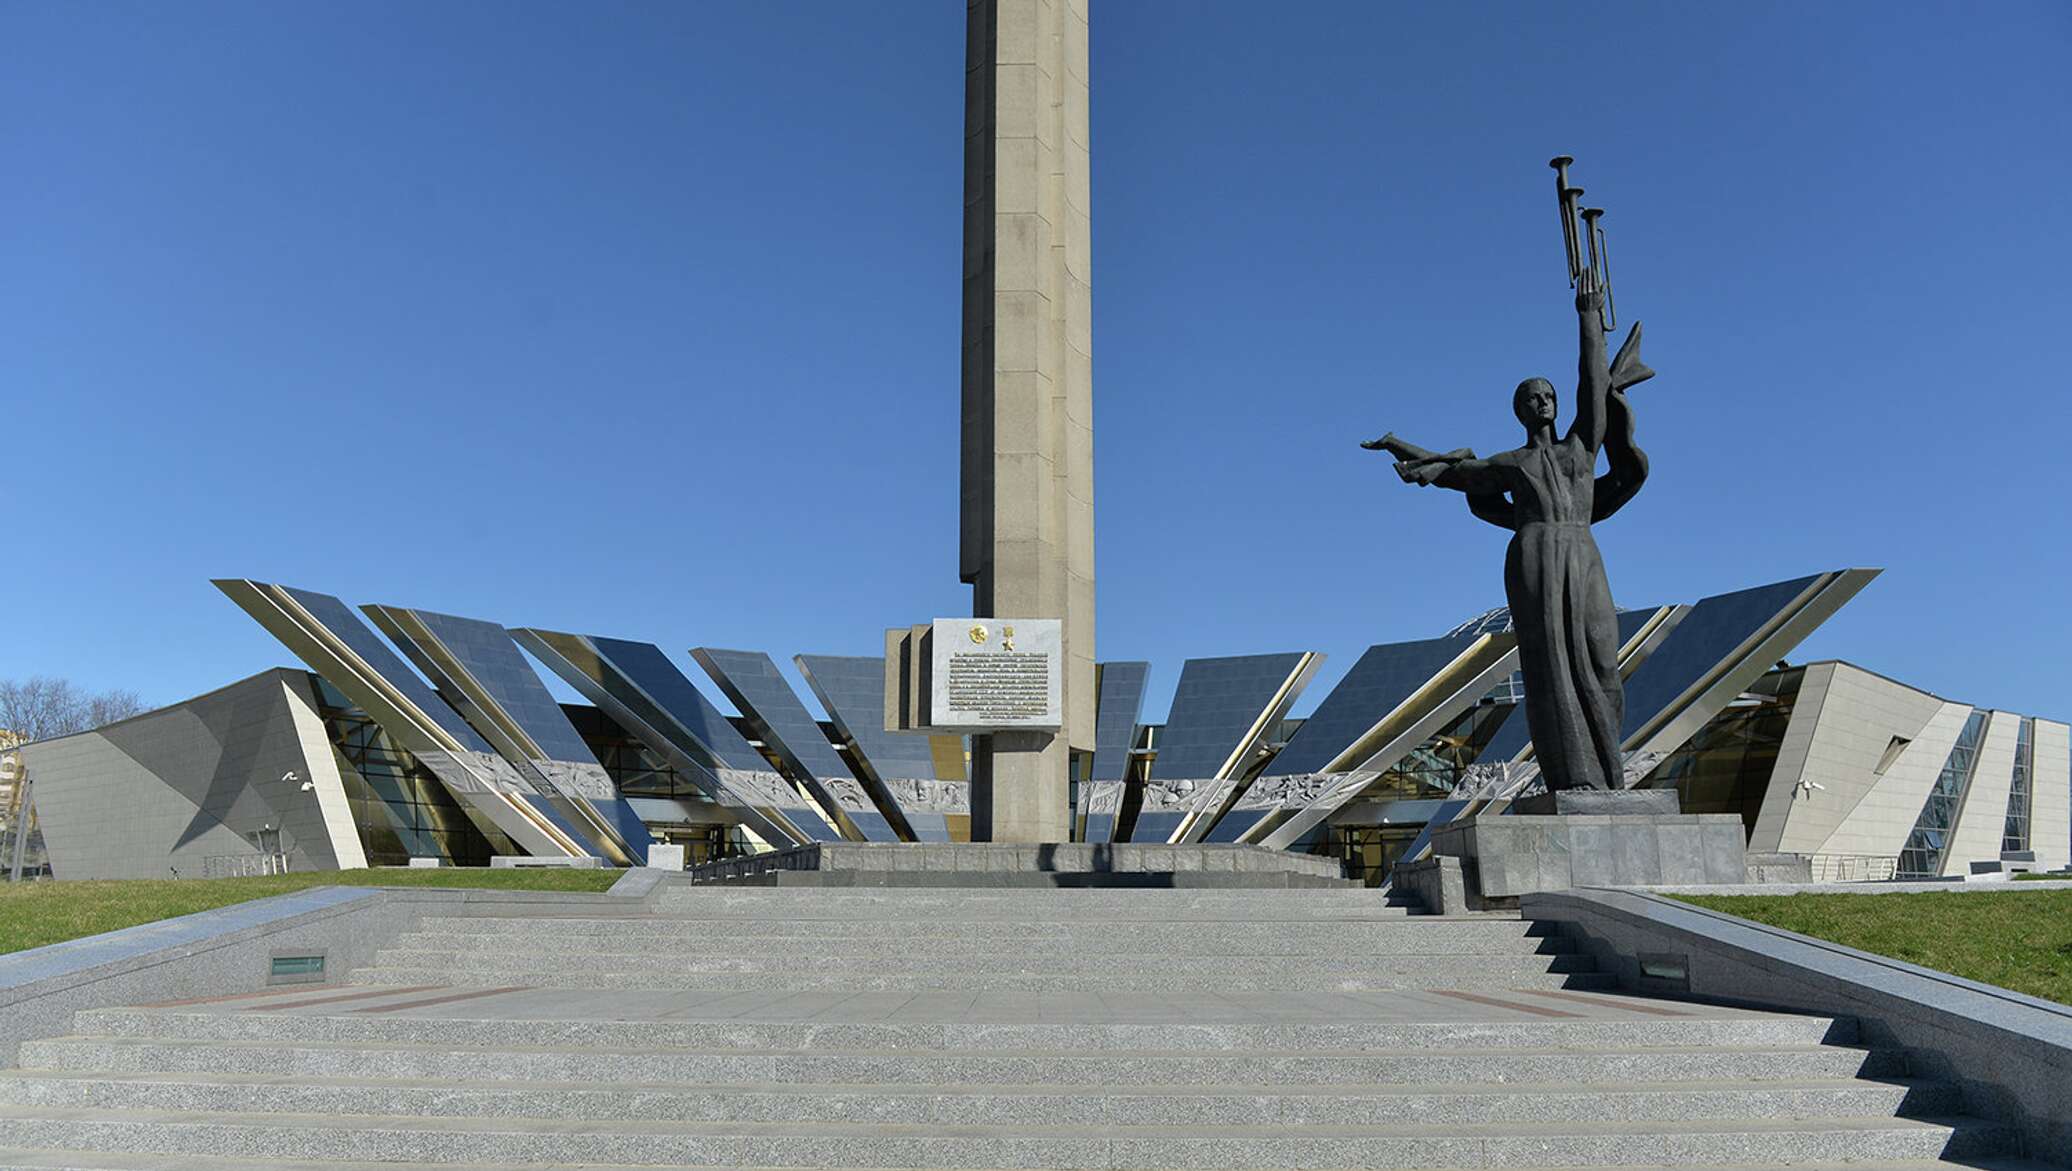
<box><xmin>1567</xmin><ymin>276</ymin><xmax>1611</xmax><ymax>453</ymax></box>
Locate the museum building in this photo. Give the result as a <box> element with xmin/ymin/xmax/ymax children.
<box><xmin>8</xmin><ymin>571</ymin><xmax>2066</xmax><ymax>885</ymax></box>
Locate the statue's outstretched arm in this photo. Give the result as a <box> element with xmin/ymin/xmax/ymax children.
<box><xmin>1568</xmin><ymin>282</ymin><xmax>1611</xmax><ymax>453</ymax></box>
<box><xmin>1430</xmin><ymin>456</ymin><xmax>1507</xmax><ymax>495</ymax></box>
<box><xmin>1362</xmin><ymin>433</ymin><xmax>1477</xmax><ymax>485</ymax></box>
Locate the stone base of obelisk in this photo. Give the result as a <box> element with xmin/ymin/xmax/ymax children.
<box><xmin>1396</xmin><ymin>789</ymin><xmax>1750</xmax><ymax>913</ymax></box>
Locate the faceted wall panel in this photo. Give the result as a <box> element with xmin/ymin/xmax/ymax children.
<box><xmin>21</xmin><ymin>669</ymin><xmax>353</xmax><ymax>880</ymax></box>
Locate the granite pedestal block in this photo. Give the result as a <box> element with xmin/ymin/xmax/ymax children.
<box><xmin>1427</xmin><ymin>806</ymin><xmax>1747</xmax><ymax>911</ymax></box>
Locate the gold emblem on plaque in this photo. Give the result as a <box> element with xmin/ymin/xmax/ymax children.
<box><xmin>968</xmin><ymin>625</ymin><xmax>988</xmax><ymax>645</ymax></box>
<box><xmin>1001</xmin><ymin>624</ymin><xmax>1016</xmax><ymax>651</ymax></box>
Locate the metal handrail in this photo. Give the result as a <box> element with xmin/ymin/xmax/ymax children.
<box><xmin>1807</xmin><ymin>853</ymin><xmax>1898</xmax><ymax>883</ymax></box>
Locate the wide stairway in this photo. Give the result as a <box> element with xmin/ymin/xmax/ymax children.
<box><xmin>0</xmin><ymin>884</ymin><xmax>2047</xmax><ymax>1169</ymax></box>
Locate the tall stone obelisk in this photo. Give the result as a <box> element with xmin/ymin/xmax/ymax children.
<box><xmin>960</xmin><ymin>0</ymin><xmax>1095</xmax><ymax>842</ymax></box>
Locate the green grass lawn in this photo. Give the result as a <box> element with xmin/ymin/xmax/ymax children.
<box><xmin>0</xmin><ymin>868</ymin><xmax>625</xmax><ymax>957</ymax></box>
<box><xmin>1670</xmin><ymin>889</ymin><xmax>2072</xmax><ymax>1006</ymax></box>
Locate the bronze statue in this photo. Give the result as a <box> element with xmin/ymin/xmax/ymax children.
<box><xmin>1364</xmin><ymin>158</ymin><xmax>1654</xmax><ymax>792</ymax></box>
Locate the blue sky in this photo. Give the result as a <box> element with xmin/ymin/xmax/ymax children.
<box><xmin>5</xmin><ymin>1</ymin><xmax>2068</xmax><ymax>724</ymax></box>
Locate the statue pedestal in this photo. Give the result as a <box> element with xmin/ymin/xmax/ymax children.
<box><xmin>1395</xmin><ymin>790</ymin><xmax>1749</xmax><ymax>913</ymax></box>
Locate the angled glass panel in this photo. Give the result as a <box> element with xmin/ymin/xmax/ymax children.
<box><xmin>1091</xmin><ymin>662</ymin><xmax>1150</xmax><ymax>782</ymax></box>
<box><xmin>583</xmin><ymin>637</ymin><xmax>767</xmax><ymax>772</ymax></box>
<box><xmin>797</xmin><ymin>654</ymin><xmax>964</xmax><ymax>842</ymax></box>
<box><xmin>796</xmin><ymin>654</ymin><xmax>939</xmax><ymax>781</ymax></box>
<box><xmin>1268</xmin><ymin>635</ymin><xmax>1484</xmax><ymax>777</ymax></box>
<box><xmin>1083</xmin><ymin>661</ymin><xmax>1150</xmax><ymax>845</ymax></box>
<box><xmin>388</xmin><ymin>609</ymin><xmax>602</xmax><ymax>765</ymax></box>
<box><xmin>694</xmin><ymin>648</ymin><xmax>863</xmax><ymax>786</ymax></box>
<box><xmin>1619</xmin><ymin>575</ymin><xmax>1822</xmax><ymax>742</ymax></box>
<box><xmin>277</xmin><ymin>587</ymin><xmax>491</xmax><ymax>752</ymax></box>
<box><xmin>514</xmin><ymin>629</ymin><xmax>833</xmax><ymax>848</ymax></box>
<box><xmin>693</xmin><ymin>647</ymin><xmax>902</xmax><ymax>843</ymax></box>
<box><xmin>1154</xmin><ymin>653</ymin><xmax>1313</xmax><ymax>782</ymax></box>
<box><xmin>1131</xmin><ymin>652</ymin><xmax>1313</xmax><ymax>843</ymax></box>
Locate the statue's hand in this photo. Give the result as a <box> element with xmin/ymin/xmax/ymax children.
<box><xmin>1359</xmin><ymin>432</ymin><xmax>1398</xmax><ymax>452</ymax></box>
<box><xmin>1575</xmin><ymin>271</ymin><xmax>1605</xmax><ymax>314</ymax></box>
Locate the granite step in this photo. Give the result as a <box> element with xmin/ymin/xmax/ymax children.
<box><xmin>646</xmin><ymin>891</ymin><xmax>1424</xmax><ymax>920</ymax></box>
<box><xmin>0</xmin><ymin>1153</ymin><xmax>2055</xmax><ymax>1171</ymax></box>
<box><xmin>13</xmin><ymin>1037</ymin><xmax>1905</xmax><ymax>1086</ymax></box>
<box><xmin>0</xmin><ymin>1108</ymin><xmax>2016</xmax><ymax>1168</ymax></box>
<box><xmin>67</xmin><ymin>1009</ymin><xmax>1858</xmax><ymax>1052</ymax></box>
<box><xmin>0</xmin><ymin>1070</ymin><xmax>1966</xmax><ymax>1126</ymax></box>
<box><xmin>403</xmin><ymin>915</ymin><xmax>1547</xmax><ymax>944</ymax></box>
<box><xmin>0</xmin><ymin>1152</ymin><xmax>2051</xmax><ymax>1171</ymax></box>
<box><xmin>377</xmin><ymin>931</ymin><xmax>1578</xmax><ymax>959</ymax></box>
<box><xmin>360</xmin><ymin>949</ymin><xmax>1596</xmax><ymax>978</ymax></box>
<box><xmin>341</xmin><ymin>964</ymin><xmax>1621</xmax><ymax>992</ymax></box>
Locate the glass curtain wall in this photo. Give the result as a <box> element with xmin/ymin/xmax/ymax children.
<box><xmin>2002</xmin><ymin>717</ymin><xmax>2034</xmax><ymax>853</ymax></box>
<box><xmin>310</xmin><ymin>675</ymin><xmax>515</xmax><ymax>867</ymax></box>
<box><xmin>1896</xmin><ymin>709</ymin><xmax>1990</xmax><ymax>878</ymax></box>
<box><xmin>1643</xmin><ymin>667</ymin><xmax>1805</xmax><ymax>835</ymax></box>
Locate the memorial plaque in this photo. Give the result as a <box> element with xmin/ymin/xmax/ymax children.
<box><xmin>929</xmin><ymin>617</ymin><xmax>1062</xmax><ymax>732</ymax></box>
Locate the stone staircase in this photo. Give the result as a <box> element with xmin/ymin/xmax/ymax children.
<box><xmin>0</xmin><ymin>884</ymin><xmax>2047</xmax><ymax>1169</ymax></box>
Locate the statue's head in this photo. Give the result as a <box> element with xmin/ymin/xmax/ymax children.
<box><xmin>1513</xmin><ymin>377</ymin><xmax>1557</xmax><ymax>430</ymax></box>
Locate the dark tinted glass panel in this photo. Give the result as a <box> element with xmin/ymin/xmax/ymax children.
<box><xmin>695</xmin><ymin>648</ymin><xmax>859</xmax><ymax>783</ymax></box>
<box><xmin>586</xmin><ymin>637</ymin><xmax>767</xmax><ymax>772</ymax></box>
<box><xmin>1153</xmin><ymin>653</ymin><xmax>1309</xmax><ymax>782</ymax></box>
<box><xmin>1268</xmin><ymin>636</ymin><xmax>1478</xmax><ymax>775</ymax></box>
<box><xmin>281</xmin><ymin>587</ymin><xmax>491</xmax><ymax>752</ymax></box>
<box><xmin>797</xmin><ymin>654</ymin><xmax>938</xmax><ymax>781</ymax></box>
<box><xmin>1620</xmin><ymin>576</ymin><xmax>1821</xmax><ymax>741</ymax></box>
<box><xmin>1092</xmin><ymin>662</ymin><xmax>1150</xmax><ymax>782</ymax></box>
<box><xmin>406</xmin><ymin>610</ymin><xmax>600</xmax><ymax>765</ymax></box>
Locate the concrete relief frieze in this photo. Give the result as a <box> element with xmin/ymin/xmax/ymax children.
<box><xmin>1235</xmin><ymin>771</ymin><xmax>1379</xmax><ymax>812</ymax></box>
<box><xmin>885</xmin><ymin>777</ymin><xmax>970</xmax><ymax>815</ymax></box>
<box><xmin>1082</xmin><ymin>780</ymin><xmax>1125</xmax><ymax>815</ymax></box>
<box><xmin>820</xmin><ymin>776</ymin><xmax>876</xmax><ymax>813</ymax></box>
<box><xmin>532</xmin><ymin>759</ymin><xmax>616</xmax><ymax>802</ymax></box>
<box><xmin>717</xmin><ymin>768</ymin><xmax>804</xmax><ymax>811</ymax></box>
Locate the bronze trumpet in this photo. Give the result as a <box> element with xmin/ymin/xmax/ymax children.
<box><xmin>1549</xmin><ymin>156</ymin><xmax>1616</xmax><ymax>332</ymax></box>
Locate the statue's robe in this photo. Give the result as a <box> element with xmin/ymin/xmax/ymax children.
<box><xmin>1463</xmin><ymin>333</ymin><xmax>1652</xmax><ymax>791</ymax></box>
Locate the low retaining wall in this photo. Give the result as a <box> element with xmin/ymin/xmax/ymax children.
<box><xmin>683</xmin><ymin>842</ymin><xmax>1349</xmax><ymax>886</ymax></box>
<box><xmin>1526</xmin><ymin>886</ymin><xmax>2072</xmax><ymax>1164</ymax></box>
<box><xmin>0</xmin><ymin>878</ymin><xmax>658</xmax><ymax>1069</ymax></box>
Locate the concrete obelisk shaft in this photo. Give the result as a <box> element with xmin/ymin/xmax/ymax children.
<box><xmin>959</xmin><ymin>0</ymin><xmax>1095</xmax><ymax>842</ymax></box>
